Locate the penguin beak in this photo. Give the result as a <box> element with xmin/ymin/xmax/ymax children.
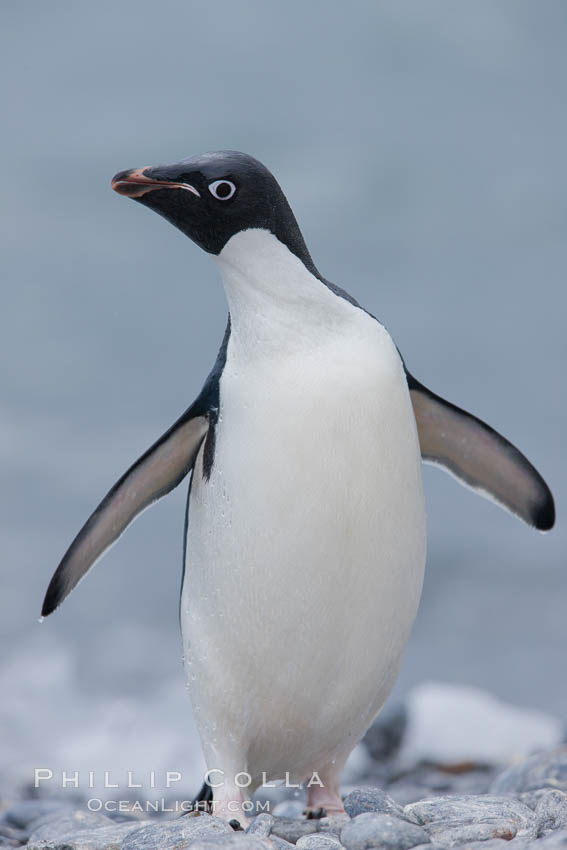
<box><xmin>111</xmin><ymin>167</ymin><xmax>201</xmax><ymax>199</ymax></box>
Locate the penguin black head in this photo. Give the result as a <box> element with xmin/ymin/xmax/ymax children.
<box><xmin>112</xmin><ymin>150</ymin><xmax>314</xmax><ymax>269</ymax></box>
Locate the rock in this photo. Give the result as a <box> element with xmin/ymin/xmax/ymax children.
<box><xmin>491</xmin><ymin>747</ymin><xmax>567</xmax><ymax>795</ymax></box>
<box><xmin>0</xmin><ymin>822</ymin><xmax>26</xmax><ymax>843</ymax></box>
<box><xmin>363</xmin><ymin>703</ymin><xmax>407</xmax><ymax>762</ymax></box>
<box><xmin>121</xmin><ymin>812</ymin><xmax>233</xmax><ymax>850</ymax></box>
<box><xmin>26</xmin><ymin>809</ymin><xmax>116</xmax><ymax>842</ymax></box>
<box><xmin>409</xmin><ymin>845</ymin><xmax>444</xmax><ymax>850</ymax></box>
<box><xmin>318</xmin><ymin>815</ymin><xmax>351</xmax><ymax>836</ymax></box>
<box><xmin>443</xmin><ymin>842</ymin><xmax>527</xmax><ymax>850</ymax></box>
<box><xmin>535</xmin><ymin>790</ymin><xmax>567</xmax><ymax>834</ymax></box>
<box><xmin>340</xmin><ymin>813</ymin><xmax>430</xmax><ymax>850</ymax></box>
<box><xmin>188</xmin><ymin>835</ymin><xmax>273</xmax><ymax>850</ymax></box>
<box><xmin>26</xmin><ymin>821</ymin><xmax>145</xmax><ymax>850</ymax></box>
<box><xmin>404</xmin><ymin>795</ymin><xmax>538</xmax><ymax>845</ymax></box>
<box><xmin>247</xmin><ymin>813</ymin><xmax>276</xmax><ymax>836</ymax></box>
<box><xmin>270</xmin><ymin>837</ymin><xmax>296</xmax><ymax>850</ymax></box>
<box><xmin>421</xmin><ymin>823</ymin><xmax>519</xmax><ymax>847</ymax></box>
<box><xmin>537</xmin><ymin>830</ymin><xmax>567</xmax><ymax>848</ymax></box>
<box><xmin>399</xmin><ymin>683</ymin><xmax>564</xmax><ymax>767</ymax></box>
<box><xmin>296</xmin><ymin>835</ymin><xmax>343</xmax><ymax>850</ymax></box>
<box><xmin>3</xmin><ymin>799</ymin><xmax>73</xmax><ymax>830</ymax></box>
<box><xmin>271</xmin><ymin>817</ymin><xmax>319</xmax><ymax>843</ymax></box>
<box><xmin>344</xmin><ymin>788</ymin><xmax>406</xmax><ymax>820</ymax></box>
<box><xmin>272</xmin><ymin>800</ymin><xmax>306</xmax><ymax>819</ymax></box>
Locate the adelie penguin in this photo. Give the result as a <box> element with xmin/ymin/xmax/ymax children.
<box><xmin>42</xmin><ymin>151</ymin><xmax>555</xmax><ymax>823</ymax></box>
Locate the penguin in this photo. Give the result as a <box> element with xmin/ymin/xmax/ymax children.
<box><xmin>42</xmin><ymin>151</ymin><xmax>555</xmax><ymax>823</ymax></box>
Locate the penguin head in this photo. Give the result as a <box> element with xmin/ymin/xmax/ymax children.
<box><xmin>112</xmin><ymin>150</ymin><xmax>313</xmax><ymax>266</ymax></box>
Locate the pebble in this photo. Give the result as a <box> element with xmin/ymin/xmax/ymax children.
<box><xmin>318</xmin><ymin>814</ymin><xmax>351</xmax><ymax>836</ymax></box>
<box><xmin>271</xmin><ymin>817</ymin><xmax>319</xmax><ymax>843</ymax></box>
<box><xmin>535</xmin><ymin>830</ymin><xmax>567</xmax><ymax>849</ymax></box>
<box><xmin>247</xmin><ymin>813</ymin><xmax>276</xmax><ymax>837</ymax></box>
<box><xmin>3</xmin><ymin>799</ymin><xmax>73</xmax><ymax>830</ymax></box>
<box><xmin>340</xmin><ymin>812</ymin><xmax>430</xmax><ymax>850</ymax></box>
<box><xmin>270</xmin><ymin>836</ymin><xmax>297</xmax><ymax>850</ymax></box>
<box><xmin>26</xmin><ymin>821</ymin><xmax>145</xmax><ymax>850</ymax></box>
<box><xmin>270</xmin><ymin>837</ymin><xmax>297</xmax><ymax>850</ymax></box>
<box><xmin>0</xmin><ymin>823</ymin><xmax>26</xmax><ymax>843</ymax></box>
<box><xmin>295</xmin><ymin>834</ymin><xmax>343</xmax><ymax>850</ymax></box>
<box><xmin>535</xmin><ymin>791</ymin><xmax>567</xmax><ymax>834</ymax></box>
<box><xmin>449</xmin><ymin>842</ymin><xmax>528</xmax><ymax>850</ymax></box>
<box><xmin>404</xmin><ymin>795</ymin><xmax>538</xmax><ymax>845</ymax></box>
<box><xmin>26</xmin><ymin>809</ymin><xmax>117</xmax><ymax>842</ymax></box>
<box><xmin>344</xmin><ymin>788</ymin><xmax>406</xmax><ymax>820</ymax></box>
<box><xmin>491</xmin><ymin>747</ymin><xmax>567</xmax><ymax>796</ymax></box>
<box><xmin>188</xmin><ymin>835</ymin><xmax>274</xmax><ymax>850</ymax></box>
<box><xmin>421</xmin><ymin>822</ymin><xmax>519</xmax><ymax>848</ymax></box>
<box><xmin>120</xmin><ymin>812</ymin><xmax>233</xmax><ymax>850</ymax></box>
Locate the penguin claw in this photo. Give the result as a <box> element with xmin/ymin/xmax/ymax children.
<box><xmin>304</xmin><ymin>806</ymin><xmax>327</xmax><ymax>820</ymax></box>
<box><xmin>229</xmin><ymin>818</ymin><xmax>244</xmax><ymax>831</ymax></box>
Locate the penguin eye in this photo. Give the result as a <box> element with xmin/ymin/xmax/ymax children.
<box><xmin>208</xmin><ymin>180</ymin><xmax>236</xmax><ymax>201</ymax></box>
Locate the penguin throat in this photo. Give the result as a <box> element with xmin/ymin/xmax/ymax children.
<box><xmin>215</xmin><ymin>229</ymin><xmax>352</xmax><ymax>355</ymax></box>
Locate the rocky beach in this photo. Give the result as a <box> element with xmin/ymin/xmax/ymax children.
<box><xmin>2</xmin><ymin>684</ymin><xmax>566</xmax><ymax>850</ymax></box>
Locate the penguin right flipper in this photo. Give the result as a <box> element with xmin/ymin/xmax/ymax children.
<box><xmin>407</xmin><ymin>372</ymin><xmax>555</xmax><ymax>531</ymax></box>
<box><xmin>41</xmin><ymin>409</ymin><xmax>209</xmax><ymax>617</ymax></box>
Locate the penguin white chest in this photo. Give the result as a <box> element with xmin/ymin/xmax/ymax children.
<box><xmin>181</xmin><ymin>231</ymin><xmax>426</xmax><ymax>785</ymax></box>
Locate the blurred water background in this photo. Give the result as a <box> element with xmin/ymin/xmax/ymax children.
<box><xmin>1</xmin><ymin>0</ymin><xmax>565</xmax><ymax>799</ymax></box>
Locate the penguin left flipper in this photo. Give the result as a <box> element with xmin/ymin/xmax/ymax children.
<box><xmin>41</xmin><ymin>409</ymin><xmax>209</xmax><ymax>617</ymax></box>
<box><xmin>407</xmin><ymin>372</ymin><xmax>555</xmax><ymax>531</ymax></box>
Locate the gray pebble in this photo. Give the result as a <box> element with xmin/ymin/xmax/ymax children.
<box><xmin>410</xmin><ymin>845</ymin><xmax>445</xmax><ymax>850</ymax></box>
<box><xmin>340</xmin><ymin>812</ymin><xmax>430</xmax><ymax>850</ymax></box>
<box><xmin>445</xmin><ymin>842</ymin><xmax>527</xmax><ymax>850</ymax></box>
<box><xmin>0</xmin><ymin>822</ymin><xmax>26</xmax><ymax>843</ymax></box>
<box><xmin>189</xmin><ymin>835</ymin><xmax>273</xmax><ymax>850</ymax></box>
<box><xmin>535</xmin><ymin>790</ymin><xmax>567</xmax><ymax>834</ymax></box>
<box><xmin>422</xmin><ymin>823</ymin><xmax>518</xmax><ymax>848</ymax></box>
<box><xmin>491</xmin><ymin>747</ymin><xmax>567</xmax><ymax>795</ymax></box>
<box><xmin>296</xmin><ymin>834</ymin><xmax>343</xmax><ymax>849</ymax></box>
<box><xmin>404</xmin><ymin>794</ymin><xmax>538</xmax><ymax>841</ymax></box>
<box><xmin>247</xmin><ymin>813</ymin><xmax>276</xmax><ymax>837</ymax></box>
<box><xmin>533</xmin><ymin>829</ymin><xmax>567</xmax><ymax>849</ymax></box>
<box><xmin>25</xmin><ymin>822</ymin><xmax>144</xmax><ymax>849</ymax></box>
<box><xmin>121</xmin><ymin>812</ymin><xmax>232</xmax><ymax>850</ymax></box>
<box><xmin>344</xmin><ymin>788</ymin><xmax>406</xmax><ymax>820</ymax></box>
<box><xmin>270</xmin><ymin>836</ymin><xmax>297</xmax><ymax>850</ymax></box>
<box><xmin>271</xmin><ymin>817</ymin><xmax>319</xmax><ymax>843</ymax></box>
<box><xmin>27</xmin><ymin>809</ymin><xmax>116</xmax><ymax>842</ymax></box>
<box><xmin>3</xmin><ymin>799</ymin><xmax>73</xmax><ymax>830</ymax></box>
<box><xmin>318</xmin><ymin>815</ymin><xmax>351</xmax><ymax>836</ymax></box>
<box><xmin>272</xmin><ymin>800</ymin><xmax>306</xmax><ymax>819</ymax></box>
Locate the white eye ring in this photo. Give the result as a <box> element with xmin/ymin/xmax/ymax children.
<box><xmin>208</xmin><ymin>179</ymin><xmax>236</xmax><ymax>201</ymax></box>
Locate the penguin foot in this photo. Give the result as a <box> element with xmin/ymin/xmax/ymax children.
<box><xmin>305</xmin><ymin>774</ymin><xmax>345</xmax><ymax>817</ymax></box>
<box><xmin>229</xmin><ymin>818</ymin><xmax>244</xmax><ymax>831</ymax></box>
<box><xmin>304</xmin><ymin>806</ymin><xmax>327</xmax><ymax>819</ymax></box>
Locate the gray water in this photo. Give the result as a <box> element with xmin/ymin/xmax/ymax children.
<box><xmin>1</xmin><ymin>0</ymin><xmax>565</xmax><ymax>793</ymax></box>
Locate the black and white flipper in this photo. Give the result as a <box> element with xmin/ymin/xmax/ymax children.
<box><xmin>41</xmin><ymin>408</ymin><xmax>209</xmax><ymax>617</ymax></box>
<box><xmin>407</xmin><ymin>372</ymin><xmax>555</xmax><ymax>531</ymax></box>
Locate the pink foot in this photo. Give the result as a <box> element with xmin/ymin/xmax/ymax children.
<box><xmin>306</xmin><ymin>774</ymin><xmax>345</xmax><ymax>816</ymax></box>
